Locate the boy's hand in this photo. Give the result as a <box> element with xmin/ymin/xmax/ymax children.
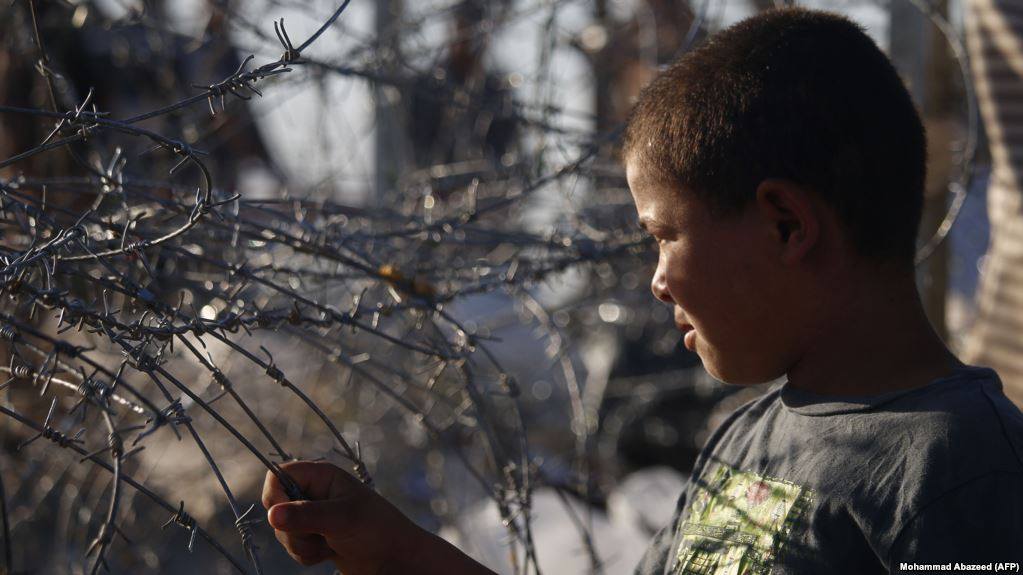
<box><xmin>262</xmin><ymin>460</ymin><xmax>496</xmax><ymax>575</ymax></box>
<box><xmin>262</xmin><ymin>460</ymin><xmax>424</xmax><ymax>573</ymax></box>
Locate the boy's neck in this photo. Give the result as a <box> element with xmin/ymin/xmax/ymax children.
<box><xmin>784</xmin><ymin>270</ymin><xmax>964</xmax><ymax>397</ymax></box>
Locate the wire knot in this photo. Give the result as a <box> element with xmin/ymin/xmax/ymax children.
<box><xmin>31</xmin><ymin>424</ymin><xmax>85</xmax><ymax>450</ymax></box>
<box><xmin>161</xmin><ymin>398</ymin><xmax>192</xmax><ymax>427</ymax></box>
<box><xmin>275</xmin><ymin>19</ymin><xmax>301</xmax><ymax>63</ymax></box>
<box><xmin>162</xmin><ymin>501</ymin><xmax>199</xmax><ymax>552</ymax></box>
<box><xmin>235</xmin><ymin>504</ymin><xmax>261</xmax><ymax>551</ymax></box>
<box><xmin>211</xmin><ymin>368</ymin><xmax>230</xmax><ymax>390</ymax></box>
<box><xmin>107</xmin><ymin>432</ymin><xmax>124</xmax><ymax>459</ymax></box>
<box><xmin>11</xmin><ymin>362</ymin><xmax>32</xmax><ymax>379</ymax></box>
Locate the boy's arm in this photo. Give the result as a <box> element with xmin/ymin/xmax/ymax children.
<box><xmin>886</xmin><ymin>471</ymin><xmax>1023</xmax><ymax>571</ymax></box>
<box><xmin>262</xmin><ymin>460</ymin><xmax>497</xmax><ymax>575</ymax></box>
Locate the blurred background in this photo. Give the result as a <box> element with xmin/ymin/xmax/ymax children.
<box><xmin>0</xmin><ymin>0</ymin><xmax>1017</xmax><ymax>573</ymax></box>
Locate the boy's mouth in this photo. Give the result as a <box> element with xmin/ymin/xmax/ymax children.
<box><xmin>674</xmin><ymin>319</ymin><xmax>697</xmax><ymax>351</ymax></box>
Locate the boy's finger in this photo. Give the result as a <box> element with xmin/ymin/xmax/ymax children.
<box><xmin>281</xmin><ymin>460</ymin><xmax>362</xmax><ymax>488</ymax></box>
<box><xmin>275</xmin><ymin>530</ymin><xmax>333</xmax><ymax>563</ymax></box>
<box><xmin>262</xmin><ymin>461</ymin><xmax>366</xmax><ymax>512</ymax></box>
<box><xmin>261</xmin><ymin>468</ymin><xmax>290</xmax><ymax>510</ymax></box>
<box><xmin>281</xmin><ymin>460</ymin><xmax>361</xmax><ymax>498</ymax></box>
<box><xmin>284</xmin><ymin>544</ymin><xmax>334</xmax><ymax>567</ymax></box>
<box><xmin>268</xmin><ymin>498</ymin><xmax>358</xmax><ymax>534</ymax></box>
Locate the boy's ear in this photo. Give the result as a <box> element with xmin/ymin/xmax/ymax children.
<box><xmin>754</xmin><ymin>179</ymin><xmax>820</xmax><ymax>265</ymax></box>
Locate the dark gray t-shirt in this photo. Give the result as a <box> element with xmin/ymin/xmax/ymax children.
<box><xmin>634</xmin><ymin>365</ymin><xmax>1023</xmax><ymax>574</ymax></box>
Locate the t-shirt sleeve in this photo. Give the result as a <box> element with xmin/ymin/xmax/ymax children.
<box><xmin>887</xmin><ymin>471</ymin><xmax>1023</xmax><ymax>571</ymax></box>
<box><xmin>632</xmin><ymin>487</ymin><xmax>687</xmax><ymax>575</ymax></box>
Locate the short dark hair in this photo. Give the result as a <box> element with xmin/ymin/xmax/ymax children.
<box><xmin>623</xmin><ymin>8</ymin><xmax>926</xmax><ymax>265</ymax></box>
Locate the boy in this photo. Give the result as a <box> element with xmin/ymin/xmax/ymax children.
<box><xmin>261</xmin><ymin>8</ymin><xmax>1023</xmax><ymax>574</ymax></box>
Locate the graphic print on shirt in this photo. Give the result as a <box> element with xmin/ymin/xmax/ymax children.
<box><xmin>672</xmin><ymin>463</ymin><xmax>814</xmax><ymax>575</ymax></box>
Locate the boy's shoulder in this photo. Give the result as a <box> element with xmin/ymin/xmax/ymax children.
<box><xmin>692</xmin><ymin>365</ymin><xmax>1023</xmax><ymax>510</ymax></box>
<box><xmin>681</xmin><ymin>366</ymin><xmax>1023</xmax><ymax>566</ymax></box>
<box><xmin>777</xmin><ymin>365</ymin><xmax>1023</xmax><ymax>470</ymax></box>
<box><xmin>635</xmin><ymin>366</ymin><xmax>1023</xmax><ymax>575</ymax></box>
<box><xmin>731</xmin><ymin>367</ymin><xmax>1020</xmax><ymax>516</ymax></box>
<box><xmin>710</xmin><ymin>365</ymin><xmax>1023</xmax><ymax>474</ymax></box>
<box><xmin>892</xmin><ymin>366</ymin><xmax>1023</xmax><ymax>464</ymax></box>
<box><xmin>721</xmin><ymin>366</ymin><xmax>1022</xmax><ymax>448</ymax></box>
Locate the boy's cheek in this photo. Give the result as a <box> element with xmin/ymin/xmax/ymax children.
<box><xmin>662</xmin><ymin>266</ymin><xmax>696</xmax><ymax>307</ymax></box>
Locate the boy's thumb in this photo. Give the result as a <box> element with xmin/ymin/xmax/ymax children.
<box><xmin>268</xmin><ymin>500</ymin><xmax>345</xmax><ymax>534</ymax></box>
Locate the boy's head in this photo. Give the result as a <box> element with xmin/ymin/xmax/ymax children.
<box><xmin>623</xmin><ymin>8</ymin><xmax>927</xmax><ymax>384</ymax></box>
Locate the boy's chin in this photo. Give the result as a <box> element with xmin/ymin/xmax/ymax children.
<box><xmin>702</xmin><ymin>358</ymin><xmax>784</xmax><ymax>386</ymax></box>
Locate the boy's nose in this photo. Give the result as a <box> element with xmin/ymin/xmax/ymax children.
<box><xmin>651</xmin><ymin>265</ymin><xmax>674</xmax><ymax>304</ymax></box>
